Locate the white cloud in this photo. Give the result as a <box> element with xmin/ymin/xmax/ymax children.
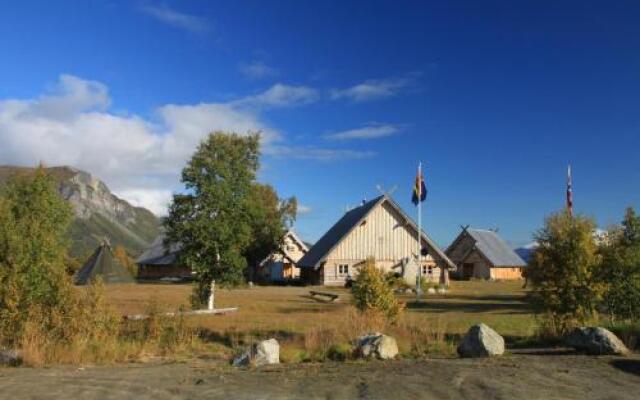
<box><xmin>297</xmin><ymin>204</ymin><xmax>312</xmax><ymax>214</ymax></box>
<box><xmin>233</xmin><ymin>84</ymin><xmax>319</xmax><ymax>108</ymax></box>
<box><xmin>325</xmin><ymin>123</ymin><xmax>400</xmax><ymax>141</ymax></box>
<box><xmin>265</xmin><ymin>145</ymin><xmax>375</xmax><ymax>161</ymax></box>
<box><xmin>114</xmin><ymin>189</ymin><xmax>173</xmax><ymax>216</ymax></box>
<box><xmin>330</xmin><ymin>75</ymin><xmax>417</xmax><ymax>102</ymax></box>
<box><xmin>239</xmin><ymin>61</ymin><xmax>278</xmax><ymax>80</ymax></box>
<box><xmin>0</xmin><ymin>75</ymin><xmax>373</xmax><ymax>215</ymax></box>
<box><xmin>139</xmin><ymin>3</ymin><xmax>209</xmax><ymax>34</ymax></box>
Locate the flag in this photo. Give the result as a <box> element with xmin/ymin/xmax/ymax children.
<box><xmin>567</xmin><ymin>164</ymin><xmax>573</xmax><ymax>216</ymax></box>
<box><xmin>411</xmin><ymin>164</ymin><xmax>427</xmax><ymax>205</ymax></box>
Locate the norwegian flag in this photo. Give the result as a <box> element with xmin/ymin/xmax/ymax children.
<box><xmin>567</xmin><ymin>164</ymin><xmax>573</xmax><ymax>216</ymax></box>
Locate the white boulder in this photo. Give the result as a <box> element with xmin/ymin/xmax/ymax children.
<box><xmin>0</xmin><ymin>349</ymin><xmax>22</xmax><ymax>366</ymax></box>
<box><xmin>457</xmin><ymin>323</ymin><xmax>505</xmax><ymax>358</ymax></box>
<box><xmin>566</xmin><ymin>327</ymin><xmax>630</xmax><ymax>356</ymax></box>
<box><xmin>232</xmin><ymin>338</ymin><xmax>280</xmax><ymax>367</ymax></box>
<box><xmin>356</xmin><ymin>333</ymin><xmax>398</xmax><ymax>360</ymax></box>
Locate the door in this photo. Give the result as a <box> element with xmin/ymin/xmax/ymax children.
<box><xmin>270</xmin><ymin>262</ymin><xmax>284</xmax><ymax>281</ymax></box>
<box><xmin>462</xmin><ymin>263</ymin><xmax>474</xmax><ymax>280</ymax></box>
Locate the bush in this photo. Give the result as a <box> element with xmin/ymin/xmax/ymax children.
<box><xmin>351</xmin><ymin>258</ymin><xmax>403</xmax><ymax>321</ymax></box>
<box><xmin>526</xmin><ymin>211</ymin><xmax>603</xmax><ymax>334</ymax></box>
<box><xmin>597</xmin><ymin>208</ymin><xmax>640</xmax><ymax>321</ymax></box>
<box><xmin>327</xmin><ymin>343</ymin><xmax>353</xmax><ymax>361</ymax></box>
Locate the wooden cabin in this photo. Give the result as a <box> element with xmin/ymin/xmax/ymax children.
<box><xmin>446</xmin><ymin>227</ymin><xmax>526</xmax><ymax>280</ymax></box>
<box><xmin>297</xmin><ymin>195</ymin><xmax>455</xmax><ymax>286</ymax></box>
<box><xmin>136</xmin><ymin>234</ymin><xmax>192</xmax><ymax>281</ymax></box>
<box><xmin>256</xmin><ymin>229</ymin><xmax>309</xmax><ymax>283</ymax></box>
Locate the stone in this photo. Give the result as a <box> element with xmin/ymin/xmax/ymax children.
<box><xmin>404</xmin><ymin>288</ymin><xmax>414</xmax><ymax>295</ymax></box>
<box><xmin>232</xmin><ymin>338</ymin><xmax>280</xmax><ymax>367</ymax></box>
<box><xmin>356</xmin><ymin>333</ymin><xmax>398</xmax><ymax>360</ymax></box>
<box><xmin>457</xmin><ymin>323</ymin><xmax>505</xmax><ymax>358</ymax></box>
<box><xmin>437</xmin><ymin>287</ymin><xmax>447</xmax><ymax>294</ymax></box>
<box><xmin>566</xmin><ymin>327</ymin><xmax>630</xmax><ymax>356</ymax></box>
<box><xmin>0</xmin><ymin>349</ymin><xmax>22</xmax><ymax>366</ymax></box>
<box><xmin>427</xmin><ymin>287</ymin><xmax>436</xmax><ymax>294</ymax></box>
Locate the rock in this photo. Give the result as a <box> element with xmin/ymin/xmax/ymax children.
<box><xmin>404</xmin><ymin>288</ymin><xmax>413</xmax><ymax>295</ymax></box>
<box><xmin>356</xmin><ymin>333</ymin><xmax>398</xmax><ymax>360</ymax></box>
<box><xmin>457</xmin><ymin>323</ymin><xmax>505</xmax><ymax>358</ymax></box>
<box><xmin>232</xmin><ymin>338</ymin><xmax>280</xmax><ymax>367</ymax></box>
<box><xmin>426</xmin><ymin>287</ymin><xmax>436</xmax><ymax>294</ymax></box>
<box><xmin>0</xmin><ymin>349</ymin><xmax>22</xmax><ymax>366</ymax></box>
<box><xmin>437</xmin><ymin>287</ymin><xmax>447</xmax><ymax>294</ymax></box>
<box><xmin>566</xmin><ymin>327</ymin><xmax>629</xmax><ymax>356</ymax></box>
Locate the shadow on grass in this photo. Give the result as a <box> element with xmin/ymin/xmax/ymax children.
<box><xmin>199</xmin><ymin>328</ymin><xmax>303</xmax><ymax>348</ymax></box>
<box><xmin>610</xmin><ymin>359</ymin><xmax>640</xmax><ymax>377</ymax></box>
<box><xmin>406</xmin><ymin>299</ymin><xmax>532</xmax><ymax>314</ymax></box>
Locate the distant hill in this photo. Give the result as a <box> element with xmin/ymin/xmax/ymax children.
<box><xmin>0</xmin><ymin>165</ymin><xmax>161</xmax><ymax>258</ymax></box>
<box><xmin>514</xmin><ymin>242</ymin><xmax>538</xmax><ymax>263</ymax></box>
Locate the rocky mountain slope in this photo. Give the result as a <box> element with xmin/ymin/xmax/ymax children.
<box><xmin>0</xmin><ymin>165</ymin><xmax>160</xmax><ymax>258</ymax></box>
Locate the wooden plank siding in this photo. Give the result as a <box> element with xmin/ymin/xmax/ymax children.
<box><xmin>321</xmin><ymin>201</ymin><xmax>440</xmax><ymax>286</ymax></box>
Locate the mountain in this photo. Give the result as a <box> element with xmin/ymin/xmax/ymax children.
<box><xmin>0</xmin><ymin>165</ymin><xmax>161</xmax><ymax>258</ymax></box>
<box><xmin>514</xmin><ymin>242</ymin><xmax>538</xmax><ymax>263</ymax></box>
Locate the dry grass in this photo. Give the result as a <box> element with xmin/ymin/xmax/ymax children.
<box><xmin>92</xmin><ymin>280</ymin><xmax>535</xmax><ymax>362</ymax></box>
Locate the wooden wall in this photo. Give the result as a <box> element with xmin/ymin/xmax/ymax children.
<box><xmin>319</xmin><ymin>201</ymin><xmax>443</xmax><ymax>286</ymax></box>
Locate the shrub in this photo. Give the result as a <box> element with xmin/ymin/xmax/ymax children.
<box><xmin>327</xmin><ymin>343</ymin><xmax>353</xmax><ymax>361</ymax></box>
<box><xmin>351</xmin><ymin>258</ymin><xmax>403</xmax><ymax>321</ymax></box>
<box><xmin>526</xmin><ymin>211</ymin><xmax>603</xmax><ymax>334</ymax></box>
<box><xmin>597</xmin><ymin>208</ymin><xmax>640</xmax><ymax>321</ymax></box>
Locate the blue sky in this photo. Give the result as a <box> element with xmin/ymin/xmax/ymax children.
<box><xmin>1</xmin><ymin>1</ymin><xmax>639</xmax><ymax>247</ymax></box>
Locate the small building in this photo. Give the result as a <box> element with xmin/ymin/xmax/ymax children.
<box><xmin>297</xmin><ymin>195</ymin><xmax>455</xmax><ymax>286</ymax></box>
<box><xmin>75</xmin><ymin>242</ymin><xmax>135</xmax><ymax>285</ymax></box>
<box><xmin>256</xmin><ymin>229</ymin><xmax>309</xmax><ymax>283</ymax></box>
<box><xmin>136</xmin><ymin>234</ymin><xmax>191</xmax><ymax>281</ymax></box>
<box><xmin>446</xmin><ymin>228</ymin><xmax>526</xmax><ymax>280</ymax></box>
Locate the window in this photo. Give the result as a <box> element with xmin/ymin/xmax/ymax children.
<box><xmin>421</xmin><ymin>265</ymin><xmax>434</xmax><ymax>275</ymax></box>
<box><xmin>338</xmin><ymin>264</ymin><xmax>349</xmax><ymax>276</ymax></box>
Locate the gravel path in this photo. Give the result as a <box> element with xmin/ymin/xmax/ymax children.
<box><xmin>1</xmin><ymin>355</ymin><xmax>639</xmax><ymax>399</ymax></box>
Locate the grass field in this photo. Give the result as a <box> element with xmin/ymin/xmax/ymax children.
<box><xmin>99</xmin><ymin>280</ymin><xmax>537</xmax><ymax>360</ymax></box>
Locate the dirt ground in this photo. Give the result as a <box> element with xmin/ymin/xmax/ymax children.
<box><xmin>1</xmin><ymin>354</ymin><xmax>639</xmax><ymax>400</ymax></box>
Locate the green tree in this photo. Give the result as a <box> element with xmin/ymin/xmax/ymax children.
<box><xmin>244</xmin><ymin>183</ymin><xmax>297</xmax><ymax>279</ymax></box>
<box><xmin>351</xmin><ymin>258</ymin><xmax>403</xmax><ymax>320</ymax></box>
<box><xmin>0</xmin><ymin>167</ymin><xmax>75</xmax><ymax>342</ymax></box>
<box><xmin>598</xmin><ymin>207</ymin><xmax>640</xmax><ymax>321</ymax></box>
<box><xmin>164</xmin><ymin>132</ymin><xmax>260</xmax><ymax>306</ymax></box>
<box><xmin>527</xmin><ymin>211</ymin><xmax>603</xmax><ymax>334</ymax></box>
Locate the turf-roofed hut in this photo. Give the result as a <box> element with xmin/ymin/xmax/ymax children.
<box><xmin>136</xmin><ymin>234</ymin><xmax>191</xmax><ymax>281</ymax></box>
<box><xmin>446</xmin><ymin>227</ymin><xmax>526</xmax><ymax>280</ymax></box>
<box><xmin>297</xmin><ymin>195</ymin><xmax>455</xmax><ymax>286</ymax></box>
<box><xmin>74</xmin><ymin>242</ymin><xmax>135</xmax><ymax>285</ymax></box>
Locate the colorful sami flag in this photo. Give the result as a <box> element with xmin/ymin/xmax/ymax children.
<box><xmin>567</xmin><ymin>164</ymin><xmax>573</xmax><ymax>216</ymax></box>
<box><xmin>411</xmin><ymin>165</ymin><xmax>427</xmax><ymax>205</ymax></box>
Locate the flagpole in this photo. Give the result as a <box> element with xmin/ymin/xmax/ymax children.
<box><xmin>416</xmin><ymin>161</ymin><xmax>422</xmax><ymax>301</ymax></box>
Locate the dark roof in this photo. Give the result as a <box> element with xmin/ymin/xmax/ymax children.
<box><xmin>136</xmin><ymin>234</ymin><xmax>182</xmax><ymax>266</ymax></box>
<box><xmin>466</xmin><ymin>229</ymin><xmax>527</xmax><ymax>267</ymax></box>
<box><xmin>298</xmin><ymin>195</ymin><xmax>454</xmax><ymax>269</ymax></box>
<box><xmin>75</xmin><ymin>243</ymin><xmax>135</xmax><ymax>285</ymax></box>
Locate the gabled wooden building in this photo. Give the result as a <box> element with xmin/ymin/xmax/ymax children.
<box><xmin>136</xmin><ymin>234</ymin><xmax>191</xmax><ymax>281</ymax></box>
<box><xmin>256</xmin><ymin>229</ymin><xmax>309</xmax><ymax>283</ymax></box>
<box><xmin>297</xmin><ymin>195</ymin><xmax>455</xmax><ymax>286</ymax></box>
<box><xmin>446</xmin><ymin>227</ymin><xmax>526</xmax><ymax>280</ymax></box>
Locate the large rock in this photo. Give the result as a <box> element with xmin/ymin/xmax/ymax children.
<box><xmin>566</xmin><ymin>327</ymin><xmax>630</xmax><ymax>355</ymax></box>
<box><xmin>457</xmin><ymin>323</ymin><xmax>505</xmax><ymax>358</ymax></box>
<box><xmin>356</xmin><ymin>333</ymin><xmax>398</xmax><ymax>360</ymax></box>
<box><xmin>0</xmin><ymin>349</ymin><xmax>22</xmax><ymax>366</ymax></box>
<box><xmin>232</xmin><ymin>338</ymin><xmax>280</xmax><ymax>367</ymax></box>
